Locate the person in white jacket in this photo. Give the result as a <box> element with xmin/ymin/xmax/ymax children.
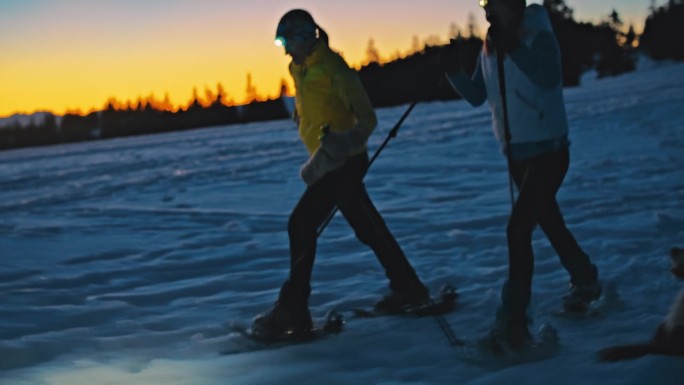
<box><xmin>441</xmin><ymin>0</ymin><xmax>600</xmax><ymax>351</ymax></box>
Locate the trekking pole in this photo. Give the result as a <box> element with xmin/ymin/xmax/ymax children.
<box><xmin>433</xmin><ymin>310</ymin><xmax>465</xmax><ymax>346</ymax></box>
<box><xmin>315</xmin><ymin>100</ymin><xmax>418</xmax><ymax>238</ymax></box>
<box><xmin>496</xmin><ymin>49</ymin><xmax>516</xmax><ymax>210</ymax></box>
<box><xmin>285</xmin><ymin>100</ymin><xmax>419</xmax><ymax>278</ymax></box>
<box><xmin>317</xmin><ymin>99</ymin><xmax>463</xmax><ymax>347</ymax></box>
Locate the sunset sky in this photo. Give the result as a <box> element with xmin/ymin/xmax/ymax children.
<box><xmin>0</xmin><ymin>0</ymin><xmax>652</xmax><ymax>117</ymax></box>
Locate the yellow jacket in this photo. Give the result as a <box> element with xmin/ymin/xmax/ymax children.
<box><xmin>290</xmin><ymin>40</ymin><xmax>377</xmax><ymax>155</ymax></box>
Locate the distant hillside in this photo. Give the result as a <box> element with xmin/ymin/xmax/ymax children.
<box><xmin>0</xmin><ymin>112</ymin><xmax>62</xmax><ymax>130</ymax></box>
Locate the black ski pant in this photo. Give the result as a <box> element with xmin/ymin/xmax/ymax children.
<box><xmin>502</xmin><ymin>147</ymin><xmax>596</xmax><ymax>315</ymax></box>
<box><xmin>279</xmin><ymin>153</ymin><xmax>427</xmax><ymax>307</ymax></box>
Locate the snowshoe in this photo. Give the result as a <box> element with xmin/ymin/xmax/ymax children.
<box><xmin>352</xmin><ymin>284</ymin><xmax>458</xmax><ymax>318</ymax></box>
<box><xmin>250</xmin><ymin>301</ymin><xmax>314</xmax><ymax>342</ymax></box>
<box><xmin>222</xmin><ymin>311</ymin><xmax>344</xmax><ymax>355</ymax></box>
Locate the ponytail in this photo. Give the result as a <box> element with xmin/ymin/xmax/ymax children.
<box><xmin>316</xmin><ymin>25</ymin><xmax>329</xmax><ymax>45</ymax></box>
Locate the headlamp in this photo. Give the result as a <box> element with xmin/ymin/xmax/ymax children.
<box><xmin>479</xmin><ymin>0</ymin><xmax>488</xmax><ymax>7</ymax></box>
<box><xmin>274</xmin><ymin>21</ymin><xmax>316</xmax><ymax>49</ymax></box>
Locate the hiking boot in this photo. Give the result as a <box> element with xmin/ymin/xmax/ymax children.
<box><xmin>251</xmin><ymin>301</ymin><xmax>313</xmax><ymax>341</ymax></box>
<box><xmin>562</xmin><ymin>281</ymin><xmax>602</xmax><ymax>313</ymax></box>
<box><xmin>481</xmin><ymin>308</ymin><xmax>532</xmax><ymax>354</ymax></box>
<box><xmin>374</xmin><ymin>287</ymin><xmax>430</xmax><ymax>314</ymax></box>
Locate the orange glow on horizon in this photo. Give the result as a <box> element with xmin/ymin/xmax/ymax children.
<box><xmin>0</xmin><ymin>1</ymin><xmax>490</xmax><ymax>118</ymax></box>
<box><xmin>0</xmin><ymin>1</ymin><xmax>647</xmax><ymax>118</ymax></box>
<box><xmin>0</xmin><ymin>32</ymin><xmax>437</xmax><ymax>118</ymax></box>
<box><xmin>2</xmin><ymin>47</ymin><xmax>412</xmax><ymax>118</ymax></box>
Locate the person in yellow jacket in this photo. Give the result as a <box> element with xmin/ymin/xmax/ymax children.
<box><xmin>252</xmin><ymin>9</ymin><xmax>429</xmax><ymax>339</ymax></box>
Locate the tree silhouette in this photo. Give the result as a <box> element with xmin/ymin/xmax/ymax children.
<box><xmin>449</xmin><ymin>22</ymin><xmax>460</xmax><ymax>40</ymax></box>
<box><xmin>215</xmin><ymin>83</ymin><xmax>228</xmax><ymax>106</ymax></box>
<box><xmin>467</xmin><ymin>13</ymin><xmax>479</xmax><ymax>38</ymax></box>
<box><xmin>278</xmin><ymin>79</ymin><xmax>290</xmax><ymax>98</ymax></box>
<box><xmin>542</xmin><ymin>0</ymin><xmax>635</xmax><ymax>84</ymax></box>
<box><xmin>189</xmin><ymin>87</ymin><xmax>202</xmax><ymax>110</ymax></box>
<box><xmin>604</xmin><ymin>9</ymin><xmax>623</xmax><ymax>31</ymax></box>
<box><xmin>411</xmin><ymin>35</ymin><xmax>421</xmax><ymax>55</ymax></box>
<box><xmin>624</xmin><ymin>25</ymin><xmax>636</xmax><ymax>48</ymax></box>
<box><xmin>365</xmin><ymin>38</ymin><xmax>381</xmax><ymax>64</ymax></box>
<box><xmin>641</xmin><ymin>0</ymin><xmax>684</xmax><ymax>60</ymax></box>
<box><xmin>245</xmin><ymin>73</ymin><xmax>258</xmax><ymax>103</ymax></box>
<box><xmin>543</xmin><ymin>0</ymin><xmax>573</xmax><ymax>20</ymax></box>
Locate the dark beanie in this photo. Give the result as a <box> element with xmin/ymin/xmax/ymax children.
<box><xmin>487</xmin><ymin>0</ymin><xmax>526</xmax><ymax>14</ymax></box>
<box><xmin>506</xmin><ymin>0</ymin><xmax>526</xmax><ymax>14</ymax></box>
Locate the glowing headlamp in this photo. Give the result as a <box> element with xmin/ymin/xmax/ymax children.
<box><xmin>479</xmin><ymin>0</ymin><xmax>489</xmax><ymax>7</ymax></box>
<box><xmin>274</xmin><ymin>21</ymin><xmax>317</xmax><ymax>50</ymax></box>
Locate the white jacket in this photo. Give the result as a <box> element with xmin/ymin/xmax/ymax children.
<box><xmin>480</xmin><ymin>4</ymin><xmax>568</xmax><ymax>146</ymax></box>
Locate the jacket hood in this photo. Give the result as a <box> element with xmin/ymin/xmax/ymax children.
<box><xmin>521</xmin><ymin>4</ymin><xmax>553</xmax><ymax>35</ymax></box>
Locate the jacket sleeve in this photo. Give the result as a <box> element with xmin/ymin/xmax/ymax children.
<box><xmin>509</xmin><ymin>31</ymin><xmax>562</xmax><ymax>90</ymax></box>
<box><xmin>445</xmin><ymin>54</ymin><xmax>487</xmax><ymax>107</ymax></box>
<box><xmin>329</xmin><ymin>58</ymin><xmax>377</xmax><ymax>139</ymax></box>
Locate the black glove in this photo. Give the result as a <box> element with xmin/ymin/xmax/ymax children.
<box><xmin>437</xmin><ymin>39</ymin><xmax>463</xmax><ymax>73</ymax></box>
<box><xmin>487</xmin><ymin>24</ymin><xmax>519</xmax><ymax>56</ymax></box>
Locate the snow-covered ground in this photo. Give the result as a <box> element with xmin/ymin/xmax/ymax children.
<box><xmin>0</xmin><ymin>112</ymin><xmax>61</xmax><ymax>130</ymax></box>
<box><xmin>1</xmin><ymin>62</ymin><xmax>683</xmax><ymax>385</ymax></box>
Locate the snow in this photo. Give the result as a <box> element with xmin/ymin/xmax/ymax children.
<box><xmin>1</xmin><ymin>62</ymin><xmax>683</xmax><ymax>385</ymax></box>
<box><xmin>0</xmin><ymin>112</ymin><xmax>60</xmax><ymax>129</ymax></box>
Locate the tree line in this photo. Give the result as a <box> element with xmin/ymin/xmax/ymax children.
<box><xmin>1</xmin><ymin>0</ymin><xmax>682</xmax><ymax>151</ymax></box>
